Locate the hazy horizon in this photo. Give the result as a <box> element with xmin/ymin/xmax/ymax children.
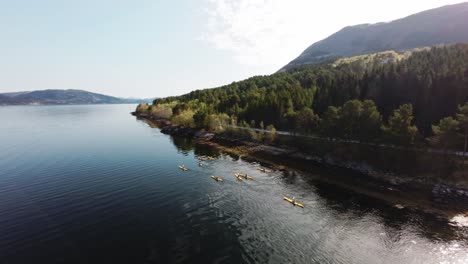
<box><xmin>0</xmin><ymin>0</ymin><xmax>466</xmax><ymax>98</ymax></box>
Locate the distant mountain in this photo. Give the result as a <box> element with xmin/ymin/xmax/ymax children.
<box><xmin>281</xmin><ymin>2</ymin><xmax>468</xmax><ymax>71</ymax></box>
<box><xmin>0</xmin><ymin>89</ymin><xmax>152</xmax><ymax>105</ymax></box>
<box><xmin>0</xmin><ymin>95</ymin><xmax>14</xmax><ymax>105</ymax></box>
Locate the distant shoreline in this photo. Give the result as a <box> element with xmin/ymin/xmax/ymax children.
<box><xmin>0</xmin><ymin>103</ymin><xmax>138</xmax><ymax>107</ymax></box>
<box><xmin>0</xmin><ymin>89</ymin><xmax>153</xmax><ymax>106</ymax></box>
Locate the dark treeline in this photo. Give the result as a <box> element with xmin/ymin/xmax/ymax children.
<box><xmin>140</xmin><ymin>44</ymin><xmax>468</xmax><ymax>152</ymax></box>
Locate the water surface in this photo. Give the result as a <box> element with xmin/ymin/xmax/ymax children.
<box><xmin>0</xmin><ymin>105</ymin><xmax>467</xmax><ymax>264</ymax></box>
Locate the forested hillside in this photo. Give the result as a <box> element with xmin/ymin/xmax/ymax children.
<box><xmin>138</xmin><ymin>44</ymin><xmax>468</xmax><ymax>151</ymax></box>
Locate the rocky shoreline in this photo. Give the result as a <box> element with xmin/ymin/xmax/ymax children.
<box><xmin>132</xmin><ymin>111</ymin><xmax>468</xmax><ymax>219</ymax></box>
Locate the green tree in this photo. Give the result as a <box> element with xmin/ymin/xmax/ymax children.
<box><xmin>206</xmin><ymin>113</ymin><xmax>230</xmax><ymax>132</ymax></box>
<box><xmin>296</xmin><ymin>107</ymin><xmax>319</xmax><ymax>133</ymax></box>
<box><xmin>283</xmin><ymin>110</ymin><xmax>298</xmax><ymax>134</ymax></box>
<box><xmin>150</xmin><ymin>104</ymin><xmax>173</xmax><ymax>119</ymax></box>
<box><xmin>359</xmin><ymin>100</ymin><xmax>382</xmax><ymax>141</ymax></box>
<box><xmin>193</xmin><ymin>109</ymin><xmax>208</xmax><ymax>128</ymax></box>
<box><xmin>321</xmin><ymin>106</ymin><xmax>341</xmax><ymax>138</ymax></box>
<box><xmin>171</xmin><ymin>109</ymin><xmax>195</xmax><ymax>127</ymax></box>
<box><xmin>136</xmin><ymin>103</ymin><xmax>150</xmax><ymax>114</ymax></box>
<box><xmin>340</xmin><ymin>100</ymin><xmax>363</xmax><ymax>139</ymax></box>
<box><xmin>456</xmin><ymin>102</ymin><xmax>468</xmax><ymax>159</ymax></box>
<box><xmin>429</xmin><ymin>117</ymin><xmax>460</xmax><ymax>153</ymax></box>
<box><xmin>383</xmin><ymin>104</ymin><xmax>418</xmax><ymax>146</ymax></box>
<box><xmin>172</xmin><ymin>103</ymin><xmax>188</xmax><ymax>116</ymax></box>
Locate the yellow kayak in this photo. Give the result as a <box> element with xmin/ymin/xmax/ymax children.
<box><xmin>234</xmin><ymin>174</ymin><xmax>243</xmax><ymax>181</ymax></box>
<box><xmin>234</xmin><ymin>173</ymin><xmax>253</xmax><ymax>180</ymax></box>
<box><xmin>178</xmin><ymin>165</ymin><xmax>189</xmax><ymax>171</ymax></box>
<box><xmin>257</xmin><ymin>168</ymin><xmax>272</xmax><ymax>173</ymax></box>
<box><xmin>283</xmin><ymin>196</ymin><xmax>304</xmax><ymax>208</ymax></box>
<box><xmin>211</xmin><ymin>176</ymin><xmax>224</xmax><ymax>182</ymax></box>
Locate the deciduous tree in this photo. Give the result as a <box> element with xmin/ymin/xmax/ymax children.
<box><xmin>383</xmin><ymin>104</ymin><xmax>418</xmax><ymax>146</ymax></box>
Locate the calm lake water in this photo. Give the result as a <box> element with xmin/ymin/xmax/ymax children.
<box><xmin>1</xmin><ymin>104</ymin><xmax>468</xmax><ymax>264</ymax></box>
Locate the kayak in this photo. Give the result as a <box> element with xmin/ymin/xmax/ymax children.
<box><xmin>234</xmin><ymin>173</ymin><xmax>253</xmax><ymax>180</ymax></box>
<box><xmin>211</xmin><ymin>176</ymin><xmax>224</xmax><ymax>182</ymax></box>
<box><xmin>178</xmin><ymin>165</ymin><xmax>189</xmax><ymax>171</ymax></box>
<box><xmin>257</xmin><ymin>168</ymin><xmax>272</xmax><ymax>173</ymax></box>
<box><xmin>234</xmin><ymin>174</ymin><xmax>243</xmax><ymax>181</ymax></box>
<box><xmin>283</xmin><ymin>196</ymin><xmax>304</xmax><ymax>208</ymax></box>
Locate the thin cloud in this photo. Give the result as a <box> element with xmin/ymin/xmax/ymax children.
<box><xmin>203</xmin><ymin>0</ymin><xmax>317</xmax><ymax>67</ymax></box>
<box><xmin>203</xmin><ymin>0</ymin><xmax>467</xmax><ymax>69</ymax></box>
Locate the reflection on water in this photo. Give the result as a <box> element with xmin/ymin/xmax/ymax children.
<box><xmin>0</xmin><ymin>105</ymin><xmax>467</xmax><ymax>264</ymax></box>
<box><xmin>171</xmin><ymin>136</ymin><xmax>196</xmax><ymax>155</ymax></box>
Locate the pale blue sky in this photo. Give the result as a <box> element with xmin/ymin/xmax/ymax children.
<box><xmin>0</xmin><ymin>0</ymin><xmax>466</xmax><ymax>98</ymax></box>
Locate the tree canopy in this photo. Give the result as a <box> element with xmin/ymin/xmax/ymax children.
<box><xmin>138</xmin><ymin>44</ymin><xmax>468</xmax><ymax>151</ymax></box>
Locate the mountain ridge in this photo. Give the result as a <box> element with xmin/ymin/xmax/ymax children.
<box><xmin>0</xmin><ymin>89</ymin><xmax>152</xmax><ymax>105</ymax></box>
<box><xmin>280</xmin><ymin>2</ymin><xmax>468</xmax><ymax>71</ymax></box>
